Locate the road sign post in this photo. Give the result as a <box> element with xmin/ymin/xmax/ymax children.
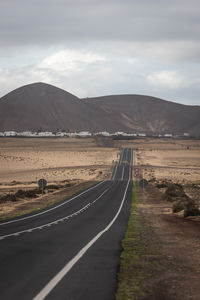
<box><xmin>38</xmin><ymin>178</ymin><xmax>47</xmax><ymax>197</ymax></box>
<box><xmin>139</xmin><ymin>178</ymin><xmax>148</xmax><ymax>189</ymax></box>
<box><xmin>139</xmin><ymin>174</ymin><xmax>148</xmax><ymax>202</ymax></box>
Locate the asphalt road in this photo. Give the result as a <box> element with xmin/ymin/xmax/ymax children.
<box><xmin>0</xmin><ymin>148</ymin><xmax>133</xmax><ymax>300</ymax></box>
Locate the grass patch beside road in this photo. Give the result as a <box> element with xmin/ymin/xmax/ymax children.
<box><xmin>116</xmin><ymin>185</ymin><xmax>164</xmax><ymax>300</ymax></box>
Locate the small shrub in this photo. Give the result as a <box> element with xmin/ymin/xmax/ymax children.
<box><xmin>164</xmin><ymin>184</ymin><xmax>186</xmax><ymax>202</ymax></box>
<box><xmin>164</xmin><ymin>194</ymin><xmax>174</xmax><ymax>202</ymax></box>
<box><xmin>47</xmin><ymin>185</ymin><xmax>61</xmax><ymax>190</ymax></box>
<box><xmin>0</xmin><ymin>194</ymin><xmax>18</xmax><ymax>202</ymax></box>
<box><xmin>184</xmin><ymin>199</ymin><xmax>200</xmax><ymax>217</ymax></box>
<box><xmin>24</xmin><ymin>190</ymin><xmax>38</xmax><ymax>198</ymax></box>
<box><xmin>10</xmin><ymin>194</ymin><xmax>18</xmax><ymax>202</ymax></box>
<box><xmin>156</xmin><ymin>183</ymin><xmax>168</xmax><ymax>189</ymax></box>
<box><xmin>172</xmin><ymin>200</ymin><xmax>185</xmax><ymax>213</ymax></box>
<box><xmin>15</xmin><ymin>189</ymin><xmax>26</xmax><ymax>198</ymax></box>
<box><xmin>65</xmin><ymin>183</ymin><xmax>73</xmax><ymax>187</ymax></box>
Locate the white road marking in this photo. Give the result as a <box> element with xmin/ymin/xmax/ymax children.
<box><xmin>0</xmin><ymin>181</ymin><xmax>105</xmax><ymax>226</ymax></box>
<box><xmin>129</xmin><ymin>149</ymin><xmax>133</xmax><ymax>178</ymax></box>
<box><xmin>125</xmin><ymin>148</ymin><xmax>128</xmax><ymax>162</ymax></box>
<box><xmin>33</xmin><ymin>179</ymin><xmax>131</xmax><ymax>300</ymax></box>
<box><xmin>112</xmin><ymin>163</ymin><xmax>118</xmax><ymax>180</ymax></box>
<box><xmin>119</xmin><ymin>148</ymin><xmax>124</xmax><ymax>165</ymax></box>
<box><xmin>121</xmin><ymin>165</ymin><xmax>125</xmax><ymax>181</ymax></box>
<box><xmin>0</xmin><ymin>186</ymin><xmax>112</xmax><ymax>240</ymax></box>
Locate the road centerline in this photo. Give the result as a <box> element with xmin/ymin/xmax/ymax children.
<box><xmin>0</xmin><ymin>180</ymin><xmax>106</xmax><ymax>226</ymax></box>
<box><xmin>0</xmin><ymin>182</ymin><xmax>115</xmax><ymax>240</ymax></box>
<box><xmin>32</xmin><ymin>179</ymin><xmax>131</xmax><ymax>300</ymax></box>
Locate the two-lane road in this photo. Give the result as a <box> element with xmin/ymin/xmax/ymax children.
<box><xmin>0</xmin><ymin>148</ymin><xmax>133</xmax><ymax>300</ymax></box>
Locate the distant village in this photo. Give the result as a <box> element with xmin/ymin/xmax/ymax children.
<box><xmin>0</xmin><ymin>130</ymin><xmax>190</xmax><ymax>138</ymax></box>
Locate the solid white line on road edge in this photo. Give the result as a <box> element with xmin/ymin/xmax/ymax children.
<box><xmin>119</xmin><ymin>148</ymin><xmax>124</xmax><ymax>165</ymax></box>
<box><xmin>33</xmin><ymin>179</ymin><xmax>131</xmax><ymax>300</ymax></box>
<box><xmin>125</xmin><ymin>148</ymin><xmax>128</xmax><ymax>162</ymax></box>
<box><xmin>121</xmin><ymin>165</ymin><xmax>125</xmax><ymax>181</ymax></box>
<box><xmin>0</xmin><ymin>181</ymin><xmax>106</xmax><ymax>226</ymax></box>
<box><xmin>112</xmin><ymin>163</ymin><xmax>118</xmax><ymax>180</ymax></box>
<box><xmin>129</xmin><ymin>149</ymin><xmax>133</xmax><ymax>179</ymax></box>
<box><xmin>0</xmin><ymin>185</ymin><xmax>113</xmax><ymax>240</ymax></box>
<box><xmin>112</xmin><ymin>147</ymin><xmax>124</xmax><ymax>180</ymax></box>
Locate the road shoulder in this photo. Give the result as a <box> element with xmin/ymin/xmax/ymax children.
<box><xmin>116</xmin><ymin>184</ymin><xmax>200</xmax><ymax>300</ymax></box>
<box><xmin>0</xmin><ymin>180</ymin><xmax>96</xmax><ymax>221</ymax></box>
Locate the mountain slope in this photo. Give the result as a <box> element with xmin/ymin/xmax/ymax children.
<box><xmin>0</xmin><ymin>82</ymin><xmax>200</xmax><ymax>136</ymax></box>
<box><xmin>0</xmin><ymin>82</ymin><xmax>95</xmax><ymax>131</ymax></box>
<box><xmin>84</xmin><ymin>95</ymin><xmax>200</xmax><ymax>135</ymax></box>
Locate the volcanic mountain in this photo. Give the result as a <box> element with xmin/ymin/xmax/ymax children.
<box><xmin>0</xmin><ymin>82</ymin><xmax>200</xmax><ymax>136</ymax></box>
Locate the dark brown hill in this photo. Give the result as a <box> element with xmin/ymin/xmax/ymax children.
<box><xmin>0</xmin><ymin>82</ymin><xmax>95</xmax><ymax>131</ymax></box>
<box><xmin>84</xmin><ymin>95</ymin><xmax>200</xmax><ymax>136</ymax></box>
<box><xmin>0</xmin><ymin>82</ymin><xmax>199</xmax><ymax>136</ymax></box>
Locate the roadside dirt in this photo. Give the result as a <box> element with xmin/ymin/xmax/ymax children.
<box><xmin>0</xmin><ymin>137</ymin><xmax>116</xmax><ymax>220</ymax></box>
<box><xmin>0</xmin><ymin>180</ymin><xmax>96</xmax><ymax>220</ymax></box>
<box><xmin>139</xmin><ymin>184</ymin><xmax>200</xmax><ymax>300</ymax></box>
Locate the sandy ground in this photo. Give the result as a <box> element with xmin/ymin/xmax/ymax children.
<box><xmin>114</xmin><ymin>138</ymin><xmax>200</xmax><ymax>184</ymax></box>
<box><xmin>0</xmin><ymin>137</ymin><xmax>118</xmax><ymax>185</ymax></box>
<box><xmin>0</xmin><ymin>137</ymin><xmax>118</xmax><ymax>218</ymax></box>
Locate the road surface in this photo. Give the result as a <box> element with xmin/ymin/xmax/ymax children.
<box><xmin>0</xmin><ymin>148</ymin><xmax>133</xmax><ymax>300</ymax></box>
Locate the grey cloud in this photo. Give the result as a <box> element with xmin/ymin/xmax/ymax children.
<box><xmin>0</xmin><ymin>48</ymin><xmax>200</xmax><ymax>105</ymax></box>
<box><xmin>1</xmin><ymin>0</ymin><xmax>200</xmax><ymax>46</ymax></box>
<box><xmin>1</xmin><ymin>0</ymin><xmax>200</xmax><ymax>105</ymax></box>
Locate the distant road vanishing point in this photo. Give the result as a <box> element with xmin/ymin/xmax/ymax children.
<box><xmin>0</xmin><ymin>148</ymin><xmax>133</xmax><ymax>300</ymax></box>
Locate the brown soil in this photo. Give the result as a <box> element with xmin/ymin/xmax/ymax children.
<box><xmin>139</xmin><ymin>184</ymin><xmax>200</xmax><ymax>300</ymax></box>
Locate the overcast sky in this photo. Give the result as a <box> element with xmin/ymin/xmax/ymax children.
<box><xmin>0</xmin><ymin>0</ymin><xmax>200</xmax><ymax>105</ymax></box>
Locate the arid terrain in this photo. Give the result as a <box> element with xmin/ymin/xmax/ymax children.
<box><xmin>0</xmin><ymin>137</ymin><xmax>118</xmax><ymax>184</ymax></box>
<box><xmin>115</xmin><ymin>138</ymin><xmax>200</xmax><ymax>300</ymax></box>
<box><xmin>114</xmin><ymin>137</ymin><xmax>200</xmax><ymax>183</ymax></box>
<box><xmin>1</xmin><ymin>137</ymin><xmax>200</xmax><ymax>220</ymax></box>
<box><xmin>0</xmin><ymin>137</ymin><xmax>118</xmax><ymax>219</ymax></box>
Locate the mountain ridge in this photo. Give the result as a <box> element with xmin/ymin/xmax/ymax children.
<box><xmin>0</xmin><ymin>82</ymin><xmax>200</xmax><ymax>136</ymax></box>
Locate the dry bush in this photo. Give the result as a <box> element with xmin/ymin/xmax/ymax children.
<box><xmin>164</xmin><ymin>183</ymin><xmax>187</xmax><ymax>202</ymax></box>
<box><xmin>172</xmin><ymin>200</ymin><xmax>185</xmax><ymax>213</ymax></box>
<box><xmin>156</xmin><ymin>182</ymin><xmax>168</xmax><ymax>189</ymax></box>
<box><xmin>47</xmin><ymin>184</ymin><xmax>61</xmax><ymax>190</ymax></box>
<box><xmin>172</xmin><ymin>196</ymin><xmax>200</xmax><ymax>217</ymax></box>
<box><xmin>0</xmin><ymin>194</ymin><xmax>17</xmax><ymax>203</ymax></box>
<box><xmin>184</xmin><ymin>199</ymin><xmax>200</xmax><ymax>217</ymax></box>
<box><xmin>15</xmin><ymin>189</ymin><xmax>42</xmax><ymax>198</ymax></box>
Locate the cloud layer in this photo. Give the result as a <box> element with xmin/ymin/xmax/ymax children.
<box><xmin>0</xmin><ymin>0</ymin><xmax>200</xmax><ymax>105</ymax></box>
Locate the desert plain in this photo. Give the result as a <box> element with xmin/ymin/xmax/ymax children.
<box><xmin>0</xmin><ymin>137</ymin><xmax>118</xmax><ymax>218</ymax></box>
<box><xmin>0</xmin><ymin>136</ymin><xmax>200</xmax><ymax>219</ymax></box>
